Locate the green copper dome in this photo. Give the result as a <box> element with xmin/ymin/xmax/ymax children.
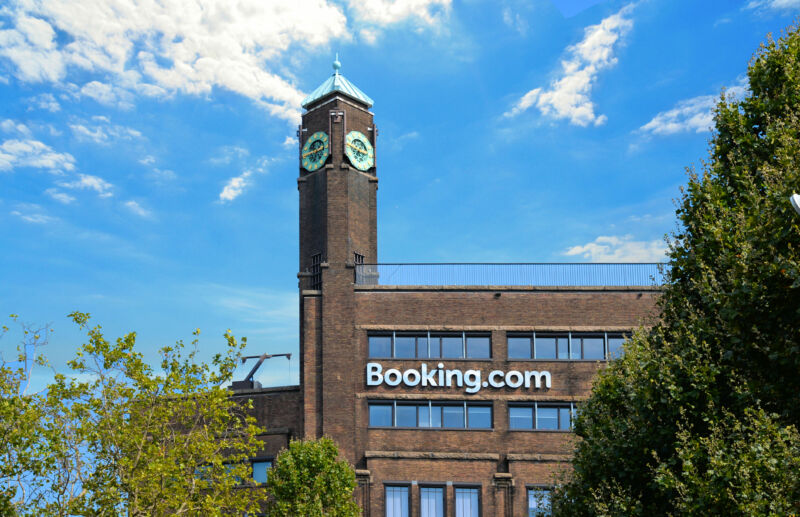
<box><xmin>301</xmin><ymin>55</ymin><xmax>374</xmax><ymax>109</ymax></box>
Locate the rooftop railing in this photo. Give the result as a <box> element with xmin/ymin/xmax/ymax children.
<box><xmin>354</xmin><ymin>263</ymin><xmax>666</xmax><ymax>287</ymax></box>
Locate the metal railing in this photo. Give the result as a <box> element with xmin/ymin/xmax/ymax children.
<box><xmin>354</xmin><ymin>263</ymin><xmax>665</xmax><ymax>287</ymax></box>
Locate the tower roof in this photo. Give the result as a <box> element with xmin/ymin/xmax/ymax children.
<box><xmin>301</xmin><ymin>55</ymin><xmax>374</xmax><ymax>109</ymax></box>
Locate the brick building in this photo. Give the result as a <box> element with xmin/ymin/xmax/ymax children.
<box><xmin>234</xmin><ymin>60</ymin><xmax>661</xmax><ymax>517</ymax></box>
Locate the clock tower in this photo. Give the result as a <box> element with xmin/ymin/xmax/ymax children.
<box><xmin>298</xmin><ymin>57</ymin><xmax>378</xmax><ymax>458</ymax></box>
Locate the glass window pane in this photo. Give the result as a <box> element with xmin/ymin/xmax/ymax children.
<box><xmin>559</xmin><ymin>407</ymin><xmax>572</xmax><ymax>430</ymax></box>
<box><xmin>455</xmin><ymin>488</ymin><xmax>479</xmax><ymax>517</ymax></box>
<box><xmin>417</xmin><ymin>336</ymin><xmax>430</xmax><ymax>358</ymax></box>
<box><xmin>467</xmin><ymin>405</ymin><xmax>492</xmax><ymax>429</ymax></box>
<box><xmin>535</xmin><ymin>337</ymin><xmax>557</xmax><ymax>359</ymax></box>
<box><xmin>508</xmin><ymin>337</ymin><xmax>532</xmax><ymax>359</ymax></box>
<box><xmin>441</xmin><ymin>336</ymin><xmax>463</xmax><ymax>358</ymax></box>
<box><xmin>557</xmin><ymin>337</ymin><xmax>570</xmax><ymax>359</ymax></box>
<box><xmin>369</xmin><ymin>336</ymin><xmax>392</xmax><ymax>358</ymax></box>
<box><xmin>442</xmin><ymin>405</ymin><xmax>465</xmax><ymax>428</ymax></box>
<box><xmin>536</xmin><ymin>407</ymin><xmax>558</xmax><ymax>430</ymax></box>
<box><xmin>528</xmin><ymin>488</ymin><xmax>552</xmax><ymax>516</ymax></box>
<box><xmin>395</xmin><ymin>405</ymin><xmax>417</xmax><ymax>427</ymax></box>
<box><xmin>430</xmin><ymin>405</ymin><xmax>442</xmax><ymax>428</ymax></box>
<box><xmin>581</xmin><ymin>336</ymin><xmax>605</xmax><ymax>360</ymax></box>
<box><xmin>466</xmin><ymin>336</ymin><xmax>490</xmax><ymax>358</ymax></box>
<box><xmin>395</xmin><ymin>336</ymin><xmax>416</xmax><ymax>358</ymax></box>
<box><xmin>509</xmin><ymin>406</ymin><xmax>533</xmax><ymax>429</ymax></box>
<box><xmin>370</xmin><ymin>404</ymin><xmax>393</xmax><ymax>427</ymax></box>
<box><xmin>607</xmin><ymin>336</ymin><xmax>625</xmax><ymax>359</ymax></box>
<box><xmin>420</xmin><ymin>487</ymin><xmax>444</xmax><ymax>517</ymax></box>
<box><xmin>252</xmin><ymin>460</ymin><xmax>271</xmax><ymax>484</ymax></box>
<box><xmin>428</xmin><ymin>337</ymin><xmax>441</xmax><ymax>358</ymax></box>
<box><xmin>386</xmin><ymin>486</ymin><xmax>409</xmax><ymax>517</ymax></box>
<box><xmin>418</xmin><ymin>404</ymin><xmax>431</xmax><ymax>427</ymax></box>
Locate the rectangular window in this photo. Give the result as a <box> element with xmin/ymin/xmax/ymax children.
<box><xmin>309</xmin><ymin>253</ymin><xmax>322</xmax><ymax>290</ymax></box>
<box><xmin>420</xmin><ymin>486</ymin><xmax>444</xmax><ymax>517</ymax></box>
<box><xmin>454</xmin><ymin>487</ymin><xmax>480</xmax><ymax>517</ymax></box>
<box><xmin>369</xmin><ymin>404</ymin><xmax>393</xmax><ymax>427</ymax></box>
<box><xmin>385</xmin><ymin>485</ymin><xmax>409</xmax><ymax>517</ymax></box>
<box><xmin>368</xmin><ymin>332</ymin><xmax>491</xmax><ymax>359</ymax></box>
<box><xmin>607</xmin><ymin>333</ymin><xmax>627</xmax><ymax>359</ymax></box>
<box><xmin>509</xmin><ymin>332</ymin><xmax>630</xmax><ymax>361</ymax></box>
<box><xmin>251</xmin><ymin>459</ymin><xmax>272</xmax><ymax>484</ymax></box>
<box><xmin>528</xmin><ymin>487</ymin><xmax>552</xmax><ymax>516</ymax></box>
<box><xmin>369</xmin><ymin>401</ymin><xmax>492</xmax><ymax>429</ymax></box>
<box><xmin>509</xmin><ymin>403</ymin><xmax>575</xmax><ymax>430</ymax></box>
<box><xmin>508</xmin><ymin>336</ymin><xmax>532</xmax><ymax>359</ymax></box>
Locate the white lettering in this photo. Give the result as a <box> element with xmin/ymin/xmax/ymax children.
<box><xmin>505</xmin><ymin>370</ymin><xmax>524</xmax><ymax>388</ymax></box>
<box><xmin>365</xmin><ymin>363</ymin><xmax>551</xmax><ymax>393</ymax></box>
<box><xmin>366</xmin><ymin>363</ymin><xmax>383</xmax><ymax>386</ymax></box>
<box><xmin>488</xmin><ymin>370</ymin><xmax>505</xmax><ymax>388</ymax></box>
<box><xmin>403</xmin><ymin>368</ymin><xmax>421</xmax><ymax>386</ymax></box>
<box><xmin>421</xmin><ymin>363</ymin><xmax>438</xmax><ymax>387</ymax></box>
<box><xmin>464</xmin><ymin>370</ymin><xmax>481</xmax><ymax>394</ymax></box>
<box><xmin>384</xmin><ymin>368</ymin><xmax>402</xmax><ymax>386</ymax></box>
<box><xmin>445</xmin><ymin>369</ymin><xmax>463</xmax><ymax>387</ymax></box>
<box><xmin>525</xmin><ymin>370</ymin><xmax>551</xmax><ymax>389</ymax></box>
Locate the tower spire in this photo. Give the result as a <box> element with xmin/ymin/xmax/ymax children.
<box><xmin>333</xmin><ymin>53</ymin><xmax>341</xmax><ymax>75</ymax></box>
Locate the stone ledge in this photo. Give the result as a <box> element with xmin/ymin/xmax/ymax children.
<box><xmin>255</xmin><ymin>427</ymin><xmax>291</xmax><ymax>436</ymax></box>
<box><xmin>507</xmin><ymin>453</ymin><xmax>571</xmax><ymax>462</ymax></box>
<box><xmin>365</xmin><ymin>451</ymin><xmax>500</xmax><ymax>461</ymax></box>
<box><xmin>354</xmin><ymin>285</ymin><xmax>662</xmax><ymax>292</ymax></box>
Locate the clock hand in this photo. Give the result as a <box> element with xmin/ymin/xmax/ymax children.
<box><xmin>302</xmin><ymin>145</ymin><xmax>327</xmax><ymax>158</ymax></box>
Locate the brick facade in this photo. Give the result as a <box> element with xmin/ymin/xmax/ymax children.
<box><xmin>233</xmin><ymin>84</ymin><xmax>660</xmax><ymax>516</ymax></box>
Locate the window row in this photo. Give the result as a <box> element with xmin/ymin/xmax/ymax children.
<box><xmin>369</xmin><ymin>401</ymin><xmax>492</xmax><ymax>429</ymax></box>
<box><xmin>368</xmin><ymin>331</ymin><xmax>628</xmax><ymax>360</ymax></box>
<box><xmin>369</xmin><ymin>332</ymin><xmax>491</xmax><ymax>359</ymax></box>
<box><xmin>508</xmin><ymin>332</ymin><xmax>627</xmax><ymax>360</ymax></box>
<box><xmin>509</xmin><ymin>403</ymin><xmax>576</xmax><ymax>431</ymax></box>
<box><xmin>369</xmin><ymin>401</ymin><xmax>578</xmax><ymax>431</ymax></box>
<box><xmin>385</xmin><ymin>485</ymin><xmax>552</xmax><ymax>517</ymax></box>
<box><xmin>386</xmin><ymin>485</ymin><xmax>480</xmax><ymax>517</ymax></box>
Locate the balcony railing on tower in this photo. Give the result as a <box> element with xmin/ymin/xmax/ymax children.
<box><xmin>354</xmin><ymin>263</ymin><xmax>665</xmax><ymax>287</ymax></box>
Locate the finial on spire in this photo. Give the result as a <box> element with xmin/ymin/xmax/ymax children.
<box><xmin>333</xmin><ymin>53</ymin><xmax>341</xmax><ymax>74</ymax></box>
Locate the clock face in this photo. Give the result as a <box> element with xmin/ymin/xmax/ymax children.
<box><xmin>301</xmin><ymin>131</ymin><xmax>329</xmax><ymax>172</ymax></box>
<box><xmin>345</xmin><ymin>131</ymin><xmax>374</xmax><ymax>171</ymax></box>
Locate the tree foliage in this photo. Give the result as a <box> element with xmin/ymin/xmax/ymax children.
<box><xmin>554</xmin><ymin>25</ymin><xmax>800</xmax><ymax>515</ymax></box>
<box><xmin>265</xmin><ymin>437</ymin><xmax>361</xmax><ymax>517</ymax></box>
<box><xmin>0</xmin><ymin>312</ymin><xmax>265</xmax><ymax>516</ymax></box>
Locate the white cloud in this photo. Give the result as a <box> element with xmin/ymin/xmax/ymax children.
<box><xmin>0</xmin><ymin>0</ymin><xmax>357</xmax><ymax>123</ymax></box>
<box><xmin>139</xmin><ymin>155</ymin><xmax>156</xmax><ymax>166</ymax></box>
<box><xmin>0</xmin><ymin>139</ymin><xmax>76</xmax><ymax>173</ymax></box>
<box><xmin>44</xmin><ymin>188</ymin><xmax>76</xmax><ymax>204</ymax></box>
<box><xmin>210</xmin><ymin>145</ymin><xmax>250</xmax><ymax>165</ymax></box>
<box><xmin>219</xmin><ymin>156</ymin><xmax>271</xmax><ymax>202</ymax></box>
<box><xmin>80</xmin><ymin>81</ymin><xmax>134</xmax><ymax>109</ymax></box>
<box><xmin>58</xmin><ymin>173</ymin><xmax>113</xmax><ymax>197</ymax></box>
<box><xmin>639</xmin><ymin>81</ymin><xmax>748</xmax><ymax>136</ymax></box>
<box><xmin>565</xmin><ymin>234</ymin><xmax>667</xmax><ymax>262</ymax></box>
<box><xmin>282</xmin><ymin>136</ymin><xmax>296</xmax><ymax>149</ymax></box>
<box><xmin>69</xmin><ymin>117</ymin><xmax>143</xmax><ymax>145</ymax></box>
<box><xmin>219</xmin><ymin>170</ymin><xmax>253</xmax><ymax>203</ymax></box>
<box><xmin>10</xmin><ymin>204</ymin><xmax>58</xmax><ymax>224</ymax></box>
<box><xmin>1</xmin><ymin>119</ymin><xmax>32</xmax><ymax>137</ymax></box>
<box><xmin>502</xmin><ymin>7</ymin><xmax>528</xmax><ymax>36</ymax></box>
<box><xmin>27</xmin><ymin>93</ymin><xmax>61</xmax><ymax>112</ymax></box>
<box><xmin>505</xmin><ymin>4</ymin><xmax>635</xmax><ymax>126</ymax></box>
<box><xmin>746</xmin><ymin>0</ymin><xmax>800</xmax><ymax>10</ymax></box>
<box><xmin>348</xmin><ymin>0</ymin><xmax>451</xmax><ymax>26</ymax></box>
<box><xmin>124</xmin><ymin>200</ymin><xmax>152</xmax><ymax>218</ymax></box>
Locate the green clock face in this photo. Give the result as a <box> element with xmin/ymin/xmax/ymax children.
<box><xmin>345</xmin><ymin>131</ymin><xmax>374</xmax><ymax>171</ymax></box>
<box><xmin>301</xmin><ymin>131</ymin><xmax>329</xmax><ymax>172</ymax></box>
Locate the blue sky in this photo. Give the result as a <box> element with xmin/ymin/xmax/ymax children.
<box><xmin>1</xmin><ymin>0</ymin><xmax>798</xmax><ymax>386</ymax></box>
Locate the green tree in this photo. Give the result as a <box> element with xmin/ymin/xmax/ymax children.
<box><xmin>554</xmin><ymin>25</ymin><xmax>800</xmax><ymax>516</ymax></box>
<box><xmin>0</xmin><ymin>312</ymin><xmax>265</xmax><ymax>516</ymax></box>
<box><xmin>265</xmin><ymin>437</ymin><xmax>361</xmax><ymax>517</ymax></box>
